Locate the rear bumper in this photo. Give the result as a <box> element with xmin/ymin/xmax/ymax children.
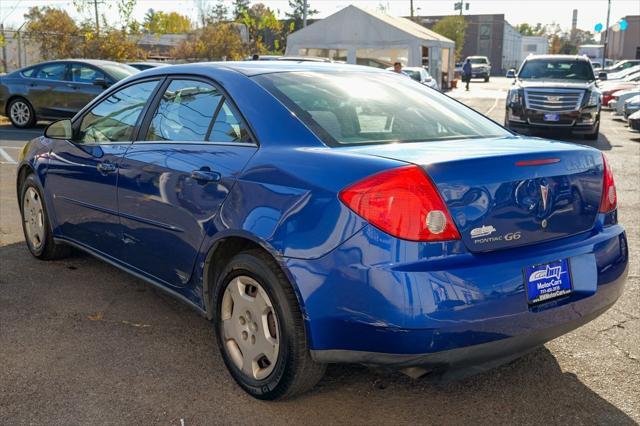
<box><xmin>311</xmin><ymin>300</ymin><xmax>615</xmax><ymax>374</ymax></box>
<box><xmin>287</xmin><ymin>220</ymin><xmax>628</xmax><ymax>369</ymax></box>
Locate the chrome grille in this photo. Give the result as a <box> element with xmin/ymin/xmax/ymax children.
<box><xmin>524</xmin><ymin>89</ymin><xmax>585</xmax><ymax>112</ymax></box>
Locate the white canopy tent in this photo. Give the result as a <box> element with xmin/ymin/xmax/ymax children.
<box><xmin>285</xmin><ymin>5</ymin><xmax>455</xmax><ymax>88</ymax></box>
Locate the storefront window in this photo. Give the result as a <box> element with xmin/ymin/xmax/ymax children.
<box><xmin>298</xmin><ymin>48</ymin><xmax>347</xmax><ymax>61</ymax></box>
<box><xmin>355</xmin><ymin>48</ymin><xmax>408</xmax><ymax>69</ymax></box>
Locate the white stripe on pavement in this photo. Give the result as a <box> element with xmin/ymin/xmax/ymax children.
<box><xmin>0</xmin><ymin>147</ymin><xmax>17</xmax><ymax>164</ymax></box>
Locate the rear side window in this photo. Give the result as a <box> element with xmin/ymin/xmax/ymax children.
<box><xmin>21</xmin><ymin>67</ymin><xmax>37</xmax><ymax>78</ymax></box>
<box><xmin>209</xmin><ymin>100</ymin><xmax>253</xmax><ymax>143</ymax></box>
<box><xmin>35</xmin><ymin>63</ymin><xmax>68</xmax><ymax>81</ymax></box>
<box><xmin>146</xmin><ymin>79</ymin><xmax>222</xmax><ymax>141</ymax></box>
<box><xmin>78</xmin><ymin>80</ymin><xmax>159</xmax><ymax>143</ymax></box>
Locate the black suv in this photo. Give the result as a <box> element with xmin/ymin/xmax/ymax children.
<box><xmin>505</xmin><ymin>55</ymin><xmax>601</xmax><ymax>140</ymax></box>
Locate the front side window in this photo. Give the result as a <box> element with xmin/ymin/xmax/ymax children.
<box><xmin>147</xmin><ymin>79</ymin><xmax>222</xmax><ymax>141</ymax></box>
<box><xmin>254</xmin><ymin>71</ymin><xmax>508</xmax><ymax>146</ymax></box>
<box><xmin>78</xmin><ymin>80</ymin><xmax>159</xmax><ymax>143</ymax></box>
<box><xmin>518</xmin><ymin>60</ymin><xmax>595</xmax><ymax>81</ymax></box>
<box><xmin>70</xmin><ymin>64</ymin><xmax>105</xmax><ymax>83</ymax></box>
<box><xmin>35</xmin><ymin>63</ymin><xmax>68</xmax><ymax>81</ymax></box>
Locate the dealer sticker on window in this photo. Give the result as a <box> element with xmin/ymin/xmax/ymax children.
<box><xmin>524</xmin><ymin>259</ymin><xmax>572</xmax><ymax>304</ymax></box>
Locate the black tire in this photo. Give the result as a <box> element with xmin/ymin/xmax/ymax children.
<box><xmin>583</xmin><ymin>121</ymin><xmax>600</xmax><ymax>140</ymax></box>
<box><xmin>484</xmin><ymin>76</ymin><xmax>490</xmax><ymax>82</ymax></box>
<box><xmin>213</xmin><ymin>249</ymin><xmax>326</xmax><ymax>400</ymax></box>
<box><xmin>19</xmin><ymin>174</ymin><xmax>70</xmax><ymax>260</ymax></box>
<box><xmin>8</xmin><ymin>97</ymin><xmax>36</xmax><ymax>129</ymax></box>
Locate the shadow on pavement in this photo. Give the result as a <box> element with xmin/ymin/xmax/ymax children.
<box><xmin>0</xmin><ymin>241</ymin><xmax>636</xmax><ymax>424</ymax></box>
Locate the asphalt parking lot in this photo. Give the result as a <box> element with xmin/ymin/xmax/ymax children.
<box><xmin>1</xmin><ymin>77</ymin><xmax>638</xmax><ymax>425</ymax></box>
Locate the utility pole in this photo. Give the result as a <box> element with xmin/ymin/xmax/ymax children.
<box><xmin>93</xmin><ymin>0</ymin><xmax>100</xmax><ymax>35</ymax></box>
<box><xmin>0</xmin><ymin>24</ymin><xmax>7</xmax><ymax>73</ymax></box>
<box><xmin>460</xmin><ymin>0</ymin><xmax>463</xmax><ymax>16</ymax></box>
<box><xmin>602</xmin><ymin>0</ymin><xmax>611</xmax><ymax>68</ymax></box>
<box><xmin>303</xmin><ymin>0</ymin><xmax>308</xmax><ymax>27</ymax></box>
<box><xmin>410</xmin><ymin>0</ymin><xmax>414</xmax><ymax>20</ymax></box>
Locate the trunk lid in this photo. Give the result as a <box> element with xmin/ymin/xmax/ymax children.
<box><xmin>342</xmin><ymin>137</ymin><xmax>604</xmax><ymax>252</ymax></box>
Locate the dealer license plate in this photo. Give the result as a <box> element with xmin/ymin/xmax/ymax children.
<box><xmin>524</xmin><ymin>259</ymin><xmax>572</xmax><ymax>304</ymax></box>
<box><xmin>543</xmin><ymin>113</ymin><xmax>560</xmax><ymax>122</ymax></box>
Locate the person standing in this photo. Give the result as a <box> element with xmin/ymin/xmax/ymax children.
<box><xmin>462</xmin><ymin>58</ymin><xmax>472</xmax><ymax>91</ymax></box>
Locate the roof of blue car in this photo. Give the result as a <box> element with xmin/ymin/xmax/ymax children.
<box><xmin>155</xmin><ymin>61</ymin><xmax>389</xmax><ymax>77</ymax></box>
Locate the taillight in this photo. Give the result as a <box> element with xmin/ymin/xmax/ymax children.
<box><xmin>599</xmin><ymin>153</ymin><xmax>617</xmax><ymax>213</ymax></box>
<box><xmin>339</xmin><ymin>165</ymin><xmax>461</xmax><ymax>242</ymax></box>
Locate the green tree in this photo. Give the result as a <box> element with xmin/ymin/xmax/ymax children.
<box><xmin>143</xmin><ymin>10</ymin><xmax>192</xmax><ymax>34</ymax></box>
<box><xmin>212</xmin><ymin>0</ymin><xmax>229</xmax><ymax>23</ymax></box>
<box><xmin>240</xmin><ymin>3</ymin><xmax>284</xmax><ymax>54</ymax></box>
<box><xmin>432</xmin><ymin>16</ymin><xmax>467</xmax><ymax>60</ymax></box>
<box><xmin>286</xmin><ymin>0</ymin><xmax>318</xmax><ymax>30</ymax></box>
<box><xmin>233</xmin><ymin>0</ymin><xmax>250</xmax><ymax>20</ymax></box>
<box><xmin>516</xmin><ymin>23</ymin><xmax>545</xmax><ymax>36</ymax></box>
<box><xmin>23</xmin><ymin>6</ymin><xmax>79</xmax><ymax>60</ymax></box>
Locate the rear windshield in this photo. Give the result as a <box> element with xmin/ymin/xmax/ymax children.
<box><xmin>101</xmin><ymin>63</ymin><xmax>138</xmax><ymax>81</ymax></box>
<box><xmin>253</xmin><ymin>71</ymin><xmax>508</xmax><ymax>146</ymax></box>
<box><xmin>404</xmin><ymin>69</ymin><xmax>422</xmax><ymax>81</ymax></box>
<box><xmin>519</xmin><ymin>59</ymin><xmax>595</xmax><ymax>81</ymax></box>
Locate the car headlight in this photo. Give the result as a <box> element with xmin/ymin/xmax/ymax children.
<box><xmin>507</xmin><ymin>88</ymin><xmax>521</xmax><ymax>105</ymax></box>
<box><xmin>588</xmin><ymin>90</ymin><xmax>601</xmax><ymax>107</ymax></box>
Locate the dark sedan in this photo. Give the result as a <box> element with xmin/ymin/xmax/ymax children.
<box><xmin>0</xmin><ymin>59</ymin><xmax>138</xmax><ymax>128</ymax></box>
<box><xmin>126</xmin><ymin>61</ymin><xmax>168</xmax><ymax>71</ymax></box>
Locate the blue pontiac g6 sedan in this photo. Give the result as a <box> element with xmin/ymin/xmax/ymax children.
<box><xmin>16</xmin><ymin>62</ymin><xmax>628</xmax><ymax>399</ymax></box>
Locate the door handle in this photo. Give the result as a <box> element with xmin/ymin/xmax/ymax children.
<box><xmin>97</xmin><ymin>162</ymin><xmax>117</xmax><ymax>174</ymax></box>
<box><xmin>191</xmin><ymin>169</ymin><xmax>221</xmax><ymax>183</ymax></box>
<box><xmin>66</xmin><ymin>83</ymin><xmax>78</xmax><ymax>89</ymax></box>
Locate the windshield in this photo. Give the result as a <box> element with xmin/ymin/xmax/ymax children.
<box><xmin>519</xmin><ymin>59</ymin><xmax>595</xmax><ymax>81</ymax></box>
<box><xmin>254</xmin><ymin>71</ymin><xmax>509</xmax><ymax>146</ymax></box>
<box><xmin>404</xmin><ymin>70</ymin><xmax>422</xmax><ymax>81</ymax></box>
<box><xmin>101</xmin><ymin>63</ymin><xmax>139</xmax><ymax>81</ymax></box>
<box><xmin>469</xmin><ymin>58</ymin><xmax>488</xmax><ymax>64</ymax></box>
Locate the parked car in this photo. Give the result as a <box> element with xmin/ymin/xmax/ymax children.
<box><xmin>623</xmin><ymin>95</ymin><xmax>640</xmax><ymax>119</ymax></box>
<box><xmin>628</xmin><ymin>109</ymin><xmax>640</xmax><ymax>131</ymax></box>
<box><xmin>603</xmin><ymin>65</ymin><xmax>640</xmax><ymax>81</ymax></box>
<box><xmin>505</xmin><ymin>54</ymin><xmax>601</xmax><ymax>139</ymax></box>
<box><xmin>600</xmin><ymin>73</ymin><xmax>640</xmax><ymax>106</ymax></box>
<box><xmin>600</xmin><ymin>59</ymin><xmax>640</xmax><ymax>75</ymax></box>
<box><xmin>386</xmin><ymin>66</ymin><xmax>439</xmax><ymax>90</ymax></box>
<box><xmin>506</xmin><ymin>68</ymin><xmax>517</xmax><ymax>78</ymax></box>
<box><xmin>127</xmin><ymin>61</ymin><xmax>168</xmax><ymax>71</ymax></box>
<box><xmin>0</xmin><ymin>59</ymin><xmax>138</xmax><ymax>128</ymax></box>
<box><xmin>17</xmin><ymin>62</ymin><xmax>627</xmax><ymax>400</ymax></box>
<box><xmin>465</xmin><ymin>56</ymin><xmax>491</xmax><ymax>82</ymax></box>
<box><xmin>608</xmin><ymin>88</ymin><xmax>640</xmax><ymax>115</ymax></box>
<box><xmin>591</xmin><ymin>62</ymin><xmax>602</xmax><ymax>71</ymax></box>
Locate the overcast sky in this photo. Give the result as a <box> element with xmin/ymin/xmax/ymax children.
<box><xmin>1</xmin><ymin>0</ymin><xmax>638</xmax><ymax>32</ymax></box>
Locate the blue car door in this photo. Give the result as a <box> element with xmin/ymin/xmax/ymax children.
<box><xmin>117</xmin><ymin>78</ymin><xmax>257</xmax><ymax>287</ymax></box>
<box><xmin>45</xmin><ymin>79</ymin><xmax>162</xmax><ymax>258</ymax></box>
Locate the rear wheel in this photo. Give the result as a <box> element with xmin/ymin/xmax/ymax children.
<box><xmin>8</xmin><ymin>98</ymin><xmax>36</xmax><ymax>128</ymax></box>
<box><xmin>213</xmin><ymin>250</ymin><xmax>325</xmax><ymax>400</ymax></box>
<box><xmin>20</xmin><ymin>174</ymin><xmax>70</xmax><ymax>259</ymax></box>
<box><xmin>484</xmin><ymin>76</ymin><xmax>490</xmax><ymax>82</ymax></box>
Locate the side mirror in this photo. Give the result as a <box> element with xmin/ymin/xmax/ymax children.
<box><xmin>598</xmin><ymin>72</ymin><xmax>608</xmax><ymax>81</ymax></box>
<box><xmin>506</xmin><ymin>69</ymin><xmax>516</xmax><ymax>78</ymax></box>
<box><xmin>93</xmin><ymin>77</ymin><xmax>109</xmax><ymax>88</ymax></box>
<box><xmin>44</xmin><ymin>119</ymin><xmax>73</xmax><ymax>140</ymax></box>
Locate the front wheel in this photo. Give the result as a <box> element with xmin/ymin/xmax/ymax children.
<box><xmin>213</xmin><ymin>250</ymin><xmax>325</xmax><ymax>400</ymax></box>
<box><xmin>20</xmin><ymin>174</ymin><xmax>70</xmax><ymax>259</ymax></box>
<box><xmin>484</xmin><ymin>76</ymin><xmax>490</xmax><ymax>82</ymax></box>
<box><xmin>583</xmin><ymin>121</ymin><xmax>600</xmax><ymax>140</ymax></box>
